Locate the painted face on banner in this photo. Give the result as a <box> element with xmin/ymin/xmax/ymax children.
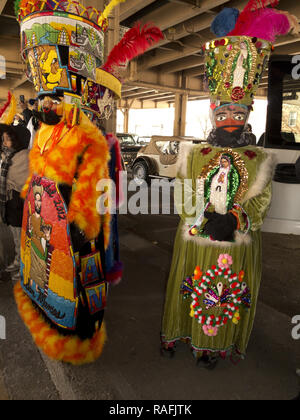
<box><xmin>213</xmin><ymin>104</ymin><xmax>250</xmax><ymax>133</ymax></box>
<box><xmin>28</xmin><ymin>46</ymin><xmax>69</xmax><ymax>93</ymax></box>
<box><xmin>40</xmin><ymin>48</ymin><xmax>63</xmax><ymax>88</ymax></box>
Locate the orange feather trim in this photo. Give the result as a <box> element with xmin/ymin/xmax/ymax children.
<box><xmin>14</xmin><ymin>282</ymin><xmax>107</xmax><ymax>365</ymax></box>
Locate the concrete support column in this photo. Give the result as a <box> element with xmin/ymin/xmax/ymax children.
<box><xmin>121</xmin><ymin>99</ymin><xmax>134</xmax><ymax>133</ymax></box>
<box><xmin>173</xmin><ymin>74</ymin><xmax>188</xmax><ymax>136</ymax></box>
<box><xmin>173</xmin><ymin>92</ymin><xmax>188</xmax><ymax>137</ymax></box>
<box><xmin>124</xmin><ymin>107</ymin><xmax>129</xmax><ymax>133</ymax></box>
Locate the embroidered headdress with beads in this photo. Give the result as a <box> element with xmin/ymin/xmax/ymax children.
<box><xmin>14</xmin><ymin>0</ymin><xmax>163</xmax><ymax>121</ymax></box>
<box><xmin>205</xmin><ymin>0</ymin><xmax>299</xmax><ymax>106</ymax></box>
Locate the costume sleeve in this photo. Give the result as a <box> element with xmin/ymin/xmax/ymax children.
<box><xmin>67</xmin><ymin>134</ymin><xmax>111</xmax><ymax>245</ymax></box>
<box><xmin>105</xmin><ymin>133</ymin><xmax>124</xmax><ymax>208</ymax></box>
<box><xmin>242</xmin><ymin>181</ymin><xmax>272</xmax><ymax>231</ymax></box>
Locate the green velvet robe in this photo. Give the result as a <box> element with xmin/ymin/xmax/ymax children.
<box><xmin>161</xmin><ymin>145</ymin><xmax>274</xmax><ymax>359</ymax></box>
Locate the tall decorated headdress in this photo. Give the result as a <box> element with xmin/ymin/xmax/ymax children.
<box><xmin>14</xmin><ymin>0</ymin><xmax>164</xmax><ymax>122</ymax></box>
<box><xmin>204</xmin><ymin>0</ymin><xmax>299</xmax><ymax>107</ymax></box>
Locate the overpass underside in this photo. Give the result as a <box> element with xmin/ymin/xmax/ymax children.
<box><xmin>0</xmin><ymin>0</ymin><xmax>300</xmax><ymax>135</ymax></box>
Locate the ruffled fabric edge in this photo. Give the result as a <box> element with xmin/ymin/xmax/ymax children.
<box><xmin>14</xmin><ymin>281</ymin><xmax>107</xmax><ymax>365</ymax></box>
<box><xmin>160</xmin><ymin>334</ymin><xmax>245</xmax><ymax>364</ymax></box>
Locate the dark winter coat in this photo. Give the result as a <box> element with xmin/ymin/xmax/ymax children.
<box><xmin>0</xmin><ymin>124</ymin><xmax>30</xmax><ymax>227</ymax></box>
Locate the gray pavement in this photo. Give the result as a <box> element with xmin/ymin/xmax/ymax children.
<box><xmin>0</xmin><ymin>210</ymin><xmax>299</xmax><ymax>400</ymax></box>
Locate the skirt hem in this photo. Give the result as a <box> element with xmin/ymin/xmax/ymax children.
<box><xmin>160</xmin><ymin>333</ymin><xmax>245</xmax><ymax>363</ymax></box>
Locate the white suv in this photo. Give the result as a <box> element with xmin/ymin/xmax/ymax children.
<box><xmin>132</xmin><ymin>136</ymin><xmax>203</xmax><ymax>184</ymax></box>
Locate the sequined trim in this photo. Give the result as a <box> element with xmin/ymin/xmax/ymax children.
<box><xmin>205</xmin><ymin>36</ymin><xmax>272</xmax><ymax>105</ymax></box>
<box><xmin>199</xmin><ymin>148</ymin><xmax>248</xmax><ymax>204</ymax></box>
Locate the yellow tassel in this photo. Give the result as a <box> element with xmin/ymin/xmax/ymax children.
<box><xmin>71</xmin><ymin>104</ymin><xmax>77</xmax><ymax>127</ymax></box>
<box><xmin>98</xmin><ymin>0</ymin><xmax>126</xmax><ymax>26</ymax></box>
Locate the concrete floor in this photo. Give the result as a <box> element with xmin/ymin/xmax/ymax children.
<box><xmin>0</xmin><ymin>204</ymin><xmax>299</xmax><ymax>400</ymax></box>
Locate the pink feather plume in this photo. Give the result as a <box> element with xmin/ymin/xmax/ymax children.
<box><xmin>102</xmin><ymin>23</ymin><xmax>164</xmax><ymax>73</ymax></box>
<box><xmin>228</xmin><ymin>0</ymin><xmax>292</xmax><ymax>42</ymax></box>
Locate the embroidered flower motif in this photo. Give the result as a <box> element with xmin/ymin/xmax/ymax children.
<box><xmin>232</xmin><ymin>311</ymin><xmax>240</xmax><ymax>325</ymax></box>
<box><xmin>244</xmin><ymin>150</ymin><xmax>257</xmax><ymax>160</ymax></box>
<box><xmin>217</xmin><ymin>254</ymin><xmax>233</xmax><ymax>269</ymax></box>
<box><xmin>193</xmin><ymin>266</ymin><xmax>202</xmax><ymax>280</ymax></box>
<box><xmin>201</xmin><ymin>147</ymin><xmax>212</xmax><ymax>155</ymax></box>
<box><xmin>231</xmin><ymin>86</ymin><xmax>245</xmax><ymax>102</ymax></box>
<box><xmin>203</xmin><ymin>325</ymin><xmax>218</xmax><ymax>337</ymax></box>
<box><xmin>188</xmin><ymin>257</ymin><xmax>250</xmax><ymax>330</ymax></box>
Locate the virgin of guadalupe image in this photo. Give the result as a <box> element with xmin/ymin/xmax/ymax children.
<box><xmin>26</xmin><ymin>184</ymin><xmax>53</xmax><ymax>294</ymax></box>
<box><xmin>232</xmin><ymin>41</ymin><xmax>248</xmax><ymax>89</ymax></box>
<box><xmin>207</xmin><ymin>154</ymin><xmax>237</xmax><ymax>214</ymax></box>
<box><xmin>189</xmin><ymin>152</ymin><xmax>244</xmax><ymax>241</ymax></box>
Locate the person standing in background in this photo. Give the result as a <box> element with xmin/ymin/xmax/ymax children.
<box><xmin>0</xmin><ymin>123</ymin><xmax>30</xmax><ymax>282</ymax></box>
<box><xmin>19</xmin><ymin>98</ymin><xmax>40</xmax><ymax>149</ymax></box>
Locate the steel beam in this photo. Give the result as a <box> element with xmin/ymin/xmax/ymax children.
<box><xmin>120</xmin><ymin>0</ymin><xmax>157</xmax><ymax>21</ymax></box>
<box><xmin>122</xmin><ymin>89</ymin><xmax>157</xmax><ymax>99</ymax></box>
<box><xmin>124</xmin><ymin>80</ymin><xmax>205</xmax><ymax>96</ymax></box>
<box><xmin>136</xmin><ymin>92</ymin><xmax>174</xmax><ymax>101</ymax></box>
<box><xmin>137</xmin><ymin>0</ymin><xmax>228</xmax><ymax>32</ymax></box>
<box><xmin>158</xmin><ymin>55</ymin><xmax>203</xmax><ymax>73</ymax></box>
<box><xmin>142</xmin><ymin>0</ymin><xmax>246</xmax><ymax>53</ymax></box>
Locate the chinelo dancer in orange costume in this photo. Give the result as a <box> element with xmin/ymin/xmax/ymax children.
<box><xmin>12</xmin><ymin>0</ymin><xmax>163</xmax><ymax>365</ymax></box>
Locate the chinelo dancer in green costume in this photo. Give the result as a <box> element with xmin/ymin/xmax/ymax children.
<box><xmin>160</xmin><ymin>0</ymin><xmax>299</xmax><ymax>368</ymax></box>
